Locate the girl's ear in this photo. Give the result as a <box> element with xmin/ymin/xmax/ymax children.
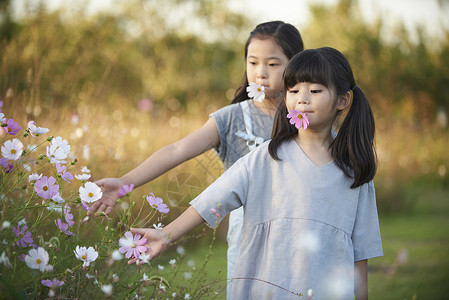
<box><xmin>337</xmin><ymin>91</ymin><xmax>351</xmax><ymax>111</ymax></box>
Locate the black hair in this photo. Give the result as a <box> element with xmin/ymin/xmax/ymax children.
<box><xmin>231</xmin><ymin>21</ymin><xmax>304</xmax><ymax>104</ymax></box>
<box><xmin>268</xmin><ymin>47</ymin><xmax>377</xmax><ymax>188</ymax></box>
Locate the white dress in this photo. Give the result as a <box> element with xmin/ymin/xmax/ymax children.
<box><xmin>190</xmin><ymin>139</ymin><xmax>383</xmax><ymax>299</ymax></box>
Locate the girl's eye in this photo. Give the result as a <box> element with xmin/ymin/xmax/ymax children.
<box><xmin>311</xmin><ymin>89</ymin><xmax>321</xmax><ymax>94</ymax></box>
<box><xmin>288</xmin><ymin>90</ymin><xmax>299</xmax><ymax>94</ymax></box>
<box><xmin>269</xmin><ymin>63</ymin><xmax>279</xmax><ymax>67</ymax></box>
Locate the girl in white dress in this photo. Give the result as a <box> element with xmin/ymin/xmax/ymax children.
<box><xmin>131</xmin><ymin>47</ymin><xmax>383</xmax><ymax>299</ymax></box>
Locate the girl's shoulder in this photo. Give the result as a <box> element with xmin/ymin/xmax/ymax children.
<box><xmin>212</xmin><ymin>100</ymin><xmax>249</xmax><ymax>115</ymax></box>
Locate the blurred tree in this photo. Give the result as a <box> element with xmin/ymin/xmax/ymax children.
<box><xmin>303</xmin><ymin>0</ymin><xmax>449</xmax><ymax>124</ymax></box>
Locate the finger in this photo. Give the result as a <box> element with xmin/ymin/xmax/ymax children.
<box><xmin>130</xmin><ymin>228</ymin><xmax>147</xmax><ymax>235</ymax></box>
<box><xmin>88</xmin><ymin>201</ymin><xmax>101</xmax><ymax>214</ymax></box>
<box><xmin>128</xmin><ymin>258</ymin><xmax>138</xmax><ymax>265</ymax></box>
<box><xmin>94</xmin><ymin>178</ymin><xmax>105</xmax><ymax>186</ymax></box>
<box><xmin>98</xmin><ymin>204</ymin><xmax>107</xmax><ymax>214</ymax></box>
<box><xmin>105</xmin><ymin>206</ymin><xmax>113</xmax><ymax>215</ymax></box>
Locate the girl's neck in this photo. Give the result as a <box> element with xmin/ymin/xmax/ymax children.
<box><xmin>252</xmin><ymin>96</ymin><xmax>281</xmax><ymax>117</ymax></box>
<box><xmin>294</xmin><ymin>129</ymin><xmax>334</xmax><ymax>166</ymax></box>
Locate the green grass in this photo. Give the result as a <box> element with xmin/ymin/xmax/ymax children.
<box><xmin>369</xmin><ymin>187</ymin><xmax>449</xmax><ymax>299</ymax></box>
<box><xmin>172</xmin><ymin>187</ymin><xmax>449</xmax><ymax>299</ymax></box>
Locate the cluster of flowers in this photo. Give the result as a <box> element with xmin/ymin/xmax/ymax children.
<box><xmin>0</xmin><ymin>102</ymin><xmax>174</xmax><ymax>298</ymax></box>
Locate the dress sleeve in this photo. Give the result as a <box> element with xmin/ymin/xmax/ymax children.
<box><xmin>352</xmin><ymin>181</ymin><xmax>383</xmax><ymax>261</ymax></box>
<box><xmin>190</xmin><ymin>157</ymin><xmax>249</xmax><ymax>229</ymax></box>
<box><xmin>210</xmin><ymin>107</ymin><xmax>230</xmax><ymax>162</ymax></box>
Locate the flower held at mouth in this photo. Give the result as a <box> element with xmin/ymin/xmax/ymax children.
<box><xmin>118</xmin><ymin>231</ymin><xmax>148</xmax><ymax>259</ymax></box>
<box><xmin>145</xmin><ymin>193</ymin><xmax>169</xmax><ymax>214</ymax></box>
<box><xmin>79</xmin><ymin>182</ymin><xmax>103</xmax><ymax>203</ymax></box>
<box><xmin>287</xmin><ymin>110</ymin><xmax>310</xmax><ymax>130</ymax></box>
<box><xmin>246</xmin><ymin>82</ymin><xmax>265</xmax><ymax>102</ymax></box>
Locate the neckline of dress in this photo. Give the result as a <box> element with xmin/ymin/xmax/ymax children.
<box><xmin>290</xmin><ymin>139</ymin><xmax>334</xmax><ymax>169</ymax></box>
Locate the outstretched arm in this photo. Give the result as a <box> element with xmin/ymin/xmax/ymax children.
<box><xmin>89</xmin><ymin>118</ymin><xmax>220</xmax><ymax>215</ymax></box>
<box><xmin>128</xmin><ymin>206</ymin><xmax>205</xmax><ymax>264</ymax></box>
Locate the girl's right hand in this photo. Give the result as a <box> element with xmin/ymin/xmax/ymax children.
<box><xmin>88</xmin><ymin>178</ymin><xmax>124</xmax><ymax>216</ymax></box>
<box><xmin>128</xmin><ymin>227</ymin><xmax>170</xmax><ymax>265</ymax></box>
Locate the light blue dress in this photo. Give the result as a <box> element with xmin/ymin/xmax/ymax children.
<box><xmin>210</xmin><ymin>99</ymin><xmax>273</xmax><ymax>297</ymax></box>
<box><xmin>191</xmin><ymin>139</ymin><xmax>383</xmax><ymax>299</ymax></box>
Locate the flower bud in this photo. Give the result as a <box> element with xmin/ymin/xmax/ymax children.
<box><xmin>46</xmin><ymin>136</ymin><xmax>53</xmax><ymax>141</ymax></box>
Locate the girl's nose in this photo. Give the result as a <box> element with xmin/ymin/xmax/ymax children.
<box><xmin>297</xmin><ymin>92</ymin><xmax>310</xmax><ymax>104</ymax></box>
<box><xmin>257</xmin><ymin>65</ymin><xmax>268</xmax><ymax>79</ymax></box>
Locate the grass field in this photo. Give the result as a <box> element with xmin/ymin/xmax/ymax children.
<box><xmin>166</xmin><ymin>186</ymin><xmax>449</xmax><ymax>299</ymax></box>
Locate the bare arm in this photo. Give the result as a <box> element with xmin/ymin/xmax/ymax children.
<box><xmin>128</xmin><ymin>206</ymin><xmax>205</xmax><ymax>264</ymax></box>
<box><xmin>354</xmin><ymin>259</ymin><xmax>368</xmax><ymax>300</ymax></box>
<box><xmin>90</xmin><ymin>118</ymin><xmax>220</xmax><ymax>215</ymax></box>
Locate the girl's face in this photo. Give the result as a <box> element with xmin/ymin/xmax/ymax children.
<box><xmin>286</xmin><ymin>82</ymin><xmax>349</xmax><ymax>130</ymax></box>
<box><xmin>246</xmin><ymin>38</ymin><xmax>289</xmax><ymax>101</ymax></box>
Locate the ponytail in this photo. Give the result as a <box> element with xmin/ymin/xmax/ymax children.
<box><xmin>331</xmin><ymin>86</ymin><xmax>377</xmax><ymax>188</ymax></box>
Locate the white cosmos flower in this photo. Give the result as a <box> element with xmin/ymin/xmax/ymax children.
<box><xmin>75</xmin><ymin>173</ymin><xmax>91</xmax><ymax>181</ymax></box>
<box><xmin>246</xmin><ymin>82</ymin><xmax>265</xmax><ymax>102</ymax></box>
<box><xmin>158</xmin><ymin>265</ymin><xmax>164</xmax><ymax>271</ymax></box>
<box><xmin>0</xmin><ymin>113</ymin><xmax>5</xmax><ymax>122</ymax></box>
<box><xmin>2</xmin><ymin>220</ymin><xmax>11</xmax><ymax>229</ymax></box>
<box><xmin>81</xmin><ymin>166</ymin><xmax>91</xmax><ymax>173</ymax></box>
<box><xmin>0</xmin><ymin>251</ymin><xmax>12</xmax><ymax>268</ymax></box>
<box><xmin>111</xmin><ymin>250</ymin><xmax>123</xmax><ymax>261</ymax></box>
<box><xmin>79</xmin><ymin>182</ymin><xmax>102</xmax><ymax>203</ymax></box>
<box><xmin>101</xmin><ymin>284</ymin><xmax>113</xmax><ymax>296</ymax></box>
<box><xmin>46</xmin><ymin>136</ymin><xmax>71</xmax><ymax>164</ymax></box>
<box><xmin>74</xmin><ymin>245</ymin><xmax>98</xmax><ymax>268</ymax></box>
<box><xmin>138</xmin><ymin>252</ymin><xmax>150</xmax><ymax>264</ymax></box>
<box><xmin>142</xmin><ymin>273</ymin><xmax>149</xmax><ymax>282</ymax></box>
<box><xmin>169</xmin><ymin>259</ymin><xmax>176</xmax><ymax>267</ymax></box>
<box><xmin>1</xmin><ymin>138</ymin><xmax>23</xmax><ymax>160</ymax></box>
<box><xmin>153</xmin><ymin>223</ymin><xmax>163</xmax><ymax>229</ymax></box>
<box><xmin>27</xmin><ymin>121</ymin><xmax>50</xmax><ymax>137</ymax></box>
<box><xmin>25</xmin><ymin>247</ymin><xmax>49</xmax><ymax>272</ymax></box>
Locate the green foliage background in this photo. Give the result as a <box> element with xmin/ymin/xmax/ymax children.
<box><xmin>1</xmin><ymin>0</ymin><xmax>448</xmax><ymax>219</ymax></box>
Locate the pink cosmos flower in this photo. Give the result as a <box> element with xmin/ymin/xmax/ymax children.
<box><xmin>81</xmin><ymin>202</ymin><xmax>90</xmax><ymax>212</ymax></box>
<box><xmin>2</xmin><ymin>118</ymin><xmax>21</xmax><ymax>135</ymax></box>
<box><xmin>56</xmin><ymin>163</ymin><xmax>73</xmax><ymax>183</ymax></box>
<box><xmin>287</xmin><ymin>110</ymin><xmax>310</xmax><ymax>130</ymax></box>
<box><xmin>0</xmin><ymin>157</ymin><xmax>13</xmax><ymax>173</ymax></box>
<box><xmin>118</xmin><ymin>231</ymin><xmax>148</xmax><ymax>259</ymax></box>
<box><xmin>13</xmin><ymin>225</ymin><xmax>34</xmax><ymax>247</ymax></box>
<box><xmin>145</xmin><ymin>193</ymin><xmax>169</xmax><ymax>214</ymax></box>
<box><xmin>55</xmin><ymin>219</ymin><xmax>74</xmax><ymax>236</ymax></box>
<box><xmin>35</xmin><ymin>176</ymin><xmax>59</xmax><ymax>199</ymax></box>
<box><xmin>41</xmin><ymin>278</ymin><xmax>65</xmax><ymax>288</ymax></box>
<box><xmin>117</xmin><ymin>184</ymin><xmax>134</xmax><ymax>197</ymax></box>
<box><xmin>64</xmin><ymin>204</ymin><xmax>75</xmax><ymax>226</ymax></box>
